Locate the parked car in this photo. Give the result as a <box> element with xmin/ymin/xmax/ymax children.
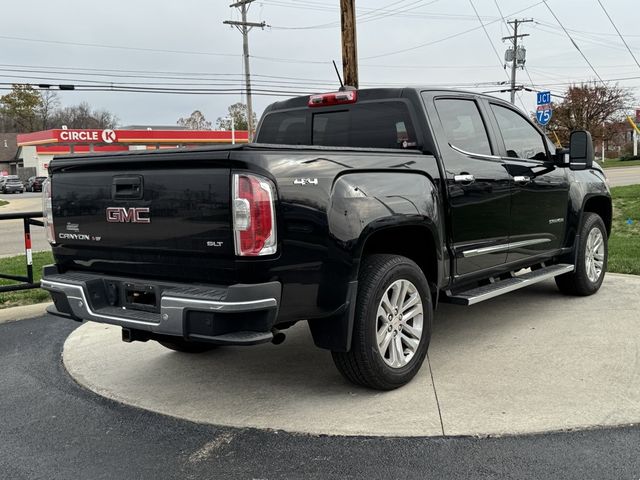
<box><xmin>0</xmin><ymin>175</ymin><xmax>24</xmax><ymax>194</ymax></box>
<box><xmin>40</xmin><ymin>87</ymin><xmax>611</xmax><ymax>390</ymax></box>
<box><xmin>26</xmin><ymin>176</ymin><xmax>48</xmax><ymax>192</ymax></box>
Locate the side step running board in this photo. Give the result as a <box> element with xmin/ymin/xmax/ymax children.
<box><xmin>445</xmin><ymin>263</ymin><xmax>574</xmax><ymax>306</ymax></box>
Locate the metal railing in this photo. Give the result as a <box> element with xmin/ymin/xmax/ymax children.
<box><xmin>0</xmin><ymin>211</ymin><xmax>44</xmax><ymax>292</ymax></box>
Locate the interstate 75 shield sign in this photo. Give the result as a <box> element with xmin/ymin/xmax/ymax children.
<box><xmin>536</xmin><ymin>91</ymin><xmax>552</xmax><ymax>126</ymax></box>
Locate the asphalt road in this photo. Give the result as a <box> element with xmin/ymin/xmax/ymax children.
<box><xmin>1</xmin><ymin>316</ymin><xmax>640</xmax><ymax>480</ymax></box>
<box><xmin>0</xmin><ymin>193</ymin><xmax>49</xmax><ymax>257</ymax></box>
<box><xmin>605</xmin><ymin>165</ymin><xmax>640</xmax><ymax>187</ymax></box>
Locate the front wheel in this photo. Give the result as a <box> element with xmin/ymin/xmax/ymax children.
<box><xmin>332</xmin><ymin>254</ymin><xmax>432</xmax><ymax>390</ymax></box>
<box><xmin>556</xmin><ymin>212</ymin><xmax>608</xmax><ymax>296</ymax></box>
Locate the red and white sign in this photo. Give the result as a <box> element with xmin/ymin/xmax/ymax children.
<box><xmin>17</xmin><ymin>128</ymin><xmax>249</xmax><ymax>148</ymax></box>
<box><xmin>58</xmin><ymin>129</ymin><xmax>118</xmax><ymax>143</ymax></box>
<box><xmin>101</xmin><ymin>129</ymin><xmax>116</xmax><ymax>143</ymax></box>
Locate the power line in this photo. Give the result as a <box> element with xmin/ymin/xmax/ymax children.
<box><xmin>468</xmin><ymin>0</ymin><xmax>507</xmax><ymax>72</ymax></box>
<box><xmin>468</xmin><ymin>0</ymin><xmax>529</xmax><ymax>112</ymax></box>
<box><xmin>361</xmin><ymin>0</ymin><xmax>545</xmax><ymax>60</ymax></box>
<box><xmin>265</xmin><ymin>0</ymin><xmax>493</xmax><ymax>23</ymax></box>
<box><xmin>595</xmin><ymin>0</ymin><xmax>640</xmax><ymax>71</ymax></box>
<box><xmin>532</xmin><ymin>22</ymin><xmax>636</xmax><ymax>53</ymax></box>
<box><xmin>541</xmin><ymin>0</ymin><xmax>605</xmax><ymax>85</ymax></box>
<box><xmin>0</xmin><ymin>34</ymin><xmax>239</xmax><ymax>58</ymax></box>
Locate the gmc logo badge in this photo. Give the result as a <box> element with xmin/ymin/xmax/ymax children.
<box><xmin>106</xmin><ymin>207</ymin><xmax>151</xmax><ymax>224</ymax></box>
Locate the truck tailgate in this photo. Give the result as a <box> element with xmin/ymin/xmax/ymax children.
<box><xmin>51</xmin><ymin>163</ymin><xmax>233</xmax><ymax>257</ymax></box>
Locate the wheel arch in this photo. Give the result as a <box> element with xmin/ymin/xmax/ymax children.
<box><xmin>582</xmin><ymin>194</ymin><xmax>612</xmax><ymax>237</ymax></box>
<box><xmin>358</xmin><ymin>223</ymin><xmax>440</xmax><ymax>298</ymax></box>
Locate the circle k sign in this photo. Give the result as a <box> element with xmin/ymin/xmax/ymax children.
<box><xmin>101</xmin><ymin>129</ymin><xmax>117</xmax><ymax>143</ymax></box>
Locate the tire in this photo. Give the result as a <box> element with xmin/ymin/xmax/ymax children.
<box><xmin>157</xmin><ymin>338</ymin><xmax>217</xmax><ymax>353</ymax></box>
<box><xmin>556</xmin><ymin>212</ymin><xmax>608</xmax><ymax>296</ymax></box>
<box><xmin>332</xmin><ymin>254</ymin><xmax>433</xmax><ymax>390</ymax></box>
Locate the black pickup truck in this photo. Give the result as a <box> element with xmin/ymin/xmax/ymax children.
<box><xmin>41</xmin><ymin>88</ymin><xmax>611</xmax><ymax>390</ymax></box>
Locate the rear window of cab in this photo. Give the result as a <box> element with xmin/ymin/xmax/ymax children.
<box><xmin>257</xmin><ymin>101</ymin><xmax>419</xmax><ymax>150</ymax></box>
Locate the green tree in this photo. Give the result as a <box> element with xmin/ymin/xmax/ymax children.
<box><xmin>0</xmin><ymin>84</ymin><xmax>43</xmax><ymax>132</ymax></box>
<box><xmin>177</xmin><ymin>110</ymin><xmax>212</xmax><ymax>130</ymax></box>
<box><xmin>216</xmin><ymin>103</ymin><xmax>256</xmax><ymax>131</ymax></box>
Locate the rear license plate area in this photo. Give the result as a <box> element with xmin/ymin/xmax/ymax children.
<box><xmin>123</xmin><ymin>283</ymin><xmax>159</xmax><ymax>312</ymax></box>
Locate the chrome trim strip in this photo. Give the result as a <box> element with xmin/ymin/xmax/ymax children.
<box><xmin>41</xmin><ymin>279</ymin><xmax>156</xmax><ymax>327</ymax></box>
<box><xmin>449</xmin><ymin>143</ymin><xmax>502</xmax><ymax>161</ymax></box>
<box><xmin>161</xmin><ymin>296</ymin><xmax>277</xmax><ymax>312</ymax></box>
<box><xmin>462</xmin><ymin>238</ymin><xmax>551</xmax><ymax>258</ymax></box>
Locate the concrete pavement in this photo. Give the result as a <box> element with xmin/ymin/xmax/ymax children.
<box><xmin>0</xmin><ymin>193</ymin><xmax>49</xmax><ymax>257</ymax></box>
<box><xmin>604</xmin><ymin>165</ymin><xmax>640</xmax><ymax>187</ymax></box>
<box><xmin>0</xmin><ymin>302</ymin><xmax>51</xmax><ymax>325</ymax></box>
<box><xmin>5</xmin><ymin>316</ymin><xmax>640</xmax><ymax>480</ymax></box>
<box><xmin>63</xmin><ymin>273</ymin><xmax>640</xmax><ymax>437</ymax></box>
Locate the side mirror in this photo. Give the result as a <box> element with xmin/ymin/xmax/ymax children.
<box><xmin>568</xmin><ymin>130</ymin><xmax>594</xmax><ymax>170</ymax></box>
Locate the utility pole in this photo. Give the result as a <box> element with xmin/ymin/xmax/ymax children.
<box><xmin>224</xmin><ymin>0</ymin><xmax>266</xmax><ymax>141</ymax></box>
<box><xmin>340</xmin><ymin>0</ymin><xmax>358</xmax><ymax>88</ymax></box>
<box><xmin>502</xmin><ymin>18</ymin><xmax>533</xmax><ymax>104</ymax></box>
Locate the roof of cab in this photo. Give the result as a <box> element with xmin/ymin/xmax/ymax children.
<box><xmin>262</xmin><ymin>87</ymin><xmax>504</xmax><ymax>114</ymax></box>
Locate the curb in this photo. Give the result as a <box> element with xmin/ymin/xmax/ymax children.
<box><xmin>0</xmin><ymin>302</ymin><xmax>52</xmax><ymax>325</ymax></box>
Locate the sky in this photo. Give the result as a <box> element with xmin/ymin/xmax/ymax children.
<box><xmin>1</xmin><ymin>0</ymin><xmax>638</xmax><ymax>128</ymax></box>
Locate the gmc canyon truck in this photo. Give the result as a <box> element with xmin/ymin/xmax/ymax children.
<box><xmin>41</xmin><ymin>88</ymin><xmax>611</xmax><ymax>390</ymax></box>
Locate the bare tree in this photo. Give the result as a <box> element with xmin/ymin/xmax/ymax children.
<box><xmin>50</xmin><ymin>102</ymin><xmax>118</xmax><ymax>129</ymax></box>
<box><xmin>38</xmin><ymin>90</ymin><xmax>60</xmax><ymax>130</ymax></box>
<box><xmin>177</xmin><ymin>110</ymin><xmax>212</xmax><ymax>130</ymax></box>
<box><xmin>548</xmin><ymin>82</ymin><xmax>635</xmax><ymax>144</ymax></box>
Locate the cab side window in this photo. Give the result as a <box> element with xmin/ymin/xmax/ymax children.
<box><xmin>491</xmin><ymin>104</ymin><xmax>548</xmax><ymax>161</ymax></box>
<box><xmin>434</xmin><ymin>99</ymin><xmax>492</xmax><ymax>156</ymax></box>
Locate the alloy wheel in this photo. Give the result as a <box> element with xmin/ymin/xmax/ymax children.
<box><xmin>376</xmin><ymin>279</ymin><xmax>424</xmax><ymax>368</ymax></box>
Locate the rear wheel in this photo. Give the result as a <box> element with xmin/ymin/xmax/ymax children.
<box><xmin>556</xmin><ymin>212</ymin><xmax>607</xmax><ymax>296</ymax></box>
<box><xmin>332</xmin><ymin>254</ymin><xmax>432</xmax><ymax>390</ymax></box>
<box><xmin>157</xmin><ymin>338</ymin><xmax>217</xmax><ymax>353</ymax></box>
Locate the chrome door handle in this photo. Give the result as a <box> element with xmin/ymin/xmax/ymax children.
<box><xmin>454</xmin><ymin>174</ymin><xmax>475</xmax><ymax>183</ymax></box>
<box><xmin>513</xmin><ymin>175</ymin><xmax>531</xmax><ymax>184</ymax></box>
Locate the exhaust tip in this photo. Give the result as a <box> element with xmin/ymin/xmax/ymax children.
<box><xmin>271</xmin><ymin>328</ymin><xmax>286</xmax><ymax>345</ymax></box>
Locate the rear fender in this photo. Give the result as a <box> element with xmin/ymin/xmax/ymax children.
<box><xmin>309</xmin><ymin>171</ymin><xmax>444</xmax><ymax>351</ymax></box>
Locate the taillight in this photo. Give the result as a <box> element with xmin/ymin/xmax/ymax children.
<box><xmin>308</xmin><ymin>90</ymin><xmax>357</xmax><ymax>107</ymax></box>
<box><xmin>232</xmin><ymin>173</ymin><xmax>277</xmax><ymax>256</ymax></box>
<box><xmin>42</xmin><ymin>178</ymin><xmax>55</xmax><ymax>244</ymax></box>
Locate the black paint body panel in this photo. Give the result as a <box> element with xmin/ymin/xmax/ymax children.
<box><xmin>47</xmin><ymin>88</ymin><xmax>611</xmax><ymax>349</ymax></box>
